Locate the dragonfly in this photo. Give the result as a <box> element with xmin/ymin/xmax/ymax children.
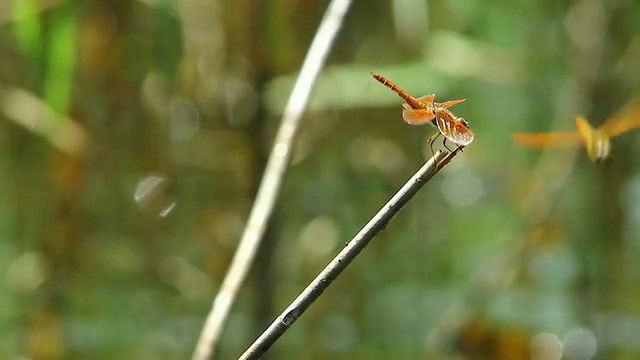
<box><xmin>371</xmin><ymin>72</ymin><xmax>475</xmax><ymax>154</ymax></box>
<box><xmin>512</xmin><ymin>99</ymin><xmax>640</xmax><ymax>161</ymax></box>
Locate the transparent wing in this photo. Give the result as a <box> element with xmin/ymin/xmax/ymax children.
<box><xmin>512</xmin><ymin>131</ymin><xmax>582</xmax><ymax>148</ymax></box>
<box><xmin>434</xmin><ymin>112</ymin><xmax>474</xmax><ymax>146</ymax></box>
<box><xmin>446</xmin><ymin>122</ymin><xmax>474</xmax><ymax>146</ymax></box>
<box><xmin>599</xmin><ymin>99</ymin><xmax>640</xmax><ymax>138</ymax></box>
<box><xmin>414</xmin><ymin>94</ymin><xmax>435</xmax><ymax>107</ymax></box>
<box><xmin>435</xmin><ymin>98</ymin><xmax>466</xmax><ymax>108</ymax></box>
<box><xmin>402</xmin><ymin>108</ymin><xmax>435</xmax><ymax>125</ymax></box>
<box><xmin>410</xmin><ymin>94</ymin><xmax>465</xmax><ymax>110</ymax></box>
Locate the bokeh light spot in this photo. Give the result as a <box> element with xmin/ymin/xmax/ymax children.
<box><xmin>530</xmin><ymin>332</ymin><xmax>563</xmax><ymax>360</ymax></box>
<box><xmin>134</xmin><ymin>175</ymin><xmax>175</xmax><ymax>217</ymax></box>
<box><xmin>563</xmin><ymin>328</ymin><xmax>597</xmax><ymax>360</ymax></box>
<box><xmin>169</xmin><ymin>98</ymin><xmax>200</xmax><ymax>143</ymax></box>
<box><xmin>440</xmin><ymin>171</ymin><xmax>483</xmax><ymax>207</ymax></box>
<box><xmin>298</xmin><ymin>217</ymin><xmax>340</xmax><ymax>259</ymax></box>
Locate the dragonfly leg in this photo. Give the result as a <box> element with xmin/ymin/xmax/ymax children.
<box><xmin>427</xmin><ymin>132</ymin><xmax>440</xmax><ymax>156</ymax></box>
<box><xmin>443</xmin><ymin>138</ymin><xmax>455</xmax><ymax>152</ymax></box>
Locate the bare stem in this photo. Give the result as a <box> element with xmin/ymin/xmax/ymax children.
<box><xmin>239</xmin><ymin>150</ymin><xmax>455</xmax><ymax>360</ymax></box>
<box><xmin>191</xmin><ymin>1</ymin><xmax>353</xmax><ymax>359</ymax></box>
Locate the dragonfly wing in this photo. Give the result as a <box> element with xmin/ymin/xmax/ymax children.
<box><xmin>414</xmin><ymin>94</ymin><xmax>467</xmax><ymax>110</ymax></box>
<box><xmin>434</xmin><ymin>114</ymin><xmax>474</xmax><ymax>146</ymax></box>
<box><xmin>435</xmin><ymin>98</ymin><xmax>466</xmax><ymax>109</ymax></box>
<box><xmin>415</xmin><ymin>94</ymin><xmax>436</xmax><ymax>107</ymax></box>
<box><xmin>402</xmin><ymin>108</ymin><xmax>435</xmax><ymax>125</ymax></box>
<box><xmin>599</xmin><ymin>99</ymin><xmax>640</xmax><ymax>138</ymax></box>
<box><xmin>414</xmin><ymin>94</ymin><xmax>466</xmax><ymax>110</ymax></box>
<box><xmin>447</xmin><ymin>122</ymin><xmax>475</xmax><ymax>146</ymax></box>
<box><xmin>512</xmin><ymin>131</ymin><xmax>582</xmax><ymax>148</ymax></box>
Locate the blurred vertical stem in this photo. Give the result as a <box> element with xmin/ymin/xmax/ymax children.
<box><xmin>12</xmin><ymin>0</ymin><xmax>43</xmax><ymax>65</ymax></box>
<box><xmin>191</xmin><ymin>0</ymin><xmax>353</xmax><ymax>359</ymax></box>
<box><xmin>13</xmin><ymin>1</ymin><xmax>77</xmax><ymax>132</ymax></box>
<box><xmin>44</xmin><ymin>3</ymin><xmax>77</xmax><ymax>128</ymax></box>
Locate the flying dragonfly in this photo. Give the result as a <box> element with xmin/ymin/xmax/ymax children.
<box><xmin>512</xmin><ymin>99</ymin><xmax>640</xmax><ymax>161</ymax></box>
<box><xmin>371</xmin><ymin>72</ymin><xmax>474</xmax><ymax>154</ymax></box>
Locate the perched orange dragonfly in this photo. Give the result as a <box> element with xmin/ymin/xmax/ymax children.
<box><xmin>512</xmin><ymin>99</ymin><xmax>640</xmax><ymax>161</ymax></box>
<box><xmin>371</xmin><ymin>72</ymin><xmax>474</xmax><ymax>154</ymax></box>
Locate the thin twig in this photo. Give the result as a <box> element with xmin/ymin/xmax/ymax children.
<box><xmin>191</xmin><ymin>1</ymin><xmax>353</xmax><ymax>359</ymax></box>
<box><xmin>239</xmin><ymin>150</ymin><xmax>455</xmax><ymax>360</ymax></box>
<box><xmin>437</xmin><ymin>146</ymin><xmax>465</xmax><ymax>167</ymax></box>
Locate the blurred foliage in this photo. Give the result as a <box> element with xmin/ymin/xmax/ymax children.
<box><xmin>0</xmin><ymin>0</ymin><xmax>640</xmax><ymax>359</ymax></box>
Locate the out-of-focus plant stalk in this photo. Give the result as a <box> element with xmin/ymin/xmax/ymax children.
<box><xmin>192</xmin><ymin>1</ymin><xmax>353</xmax><ymax>359</ymax></box>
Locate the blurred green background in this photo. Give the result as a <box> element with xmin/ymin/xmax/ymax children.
<box><xmin>1</xmin><ymin>0</ymin><xmax>640</xmax><ymax>359</ymax></box>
